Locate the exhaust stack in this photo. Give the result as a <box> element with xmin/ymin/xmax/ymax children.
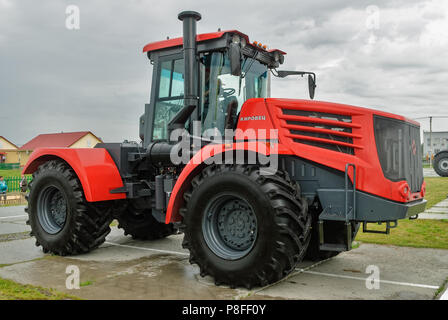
<box><xmin>167</xmin><ymin>10</ymin><xmax>202</xmax><ymax>135</ymax></box>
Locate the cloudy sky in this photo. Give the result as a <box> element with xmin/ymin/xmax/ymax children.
<box><xmin>1</xmin><ymin>0</ymin><xmax>447</xmax><ymax>145</ymax></box>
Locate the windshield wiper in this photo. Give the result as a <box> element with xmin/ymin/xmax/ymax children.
<box><xmin>241</xmin><ymin>51</ymin><xmax>258</xmax><ymax>79</ymax></box>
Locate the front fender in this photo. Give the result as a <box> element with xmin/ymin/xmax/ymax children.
<box><xmin>165</xmin><ymin>141</ymin><xmax>292</xmax><ymax>223</ymax></box>
<box><xmin>23</xmin><ymin>148</ymin><xmax>126</xmax><ymax>202</ymax></box>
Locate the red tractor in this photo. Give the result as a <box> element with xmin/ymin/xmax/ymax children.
<box><xmin>23</xmin><ymin>11</ymin><xmax>426</xmax><ymax>288</ymax></box>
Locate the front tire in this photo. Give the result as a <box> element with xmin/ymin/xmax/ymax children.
<box><xmin>181</xmin><ymin>165</ymin><xmax>312</xmax><ymax>289</ymax></box>
<box><xmin>26</xmin><ymin>160</ymin><xmax>113</xmax><ymax>255</ymax></box>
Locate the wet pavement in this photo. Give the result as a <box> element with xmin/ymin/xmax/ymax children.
<box><xmin>0</xmin><ymin>205</ymin><xmax>29</xmax><ymax>236</ymax></box>
<box><xmin>0</xmin><ymin>222</ymin><xmax>447</xmax><ymax>300</ymax></box>
<box><xmin>1</xmin><ymin>205</ymin><xmax>447</xmax><ymax>299</ymax></box>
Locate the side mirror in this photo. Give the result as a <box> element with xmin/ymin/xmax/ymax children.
<box><xmin>273</xmin><ymin>70</ymin><xmax>317</xmax><ymax>100</ymax></box>
<box><xmin>229</xmin><ymin>42</ymin><xmax>242</xmax><ymax>76</ymax></box>
<box><xmin>308</xmin><ymin>74</ymin><xmax>316</xmax><ymax>100</ymax></box>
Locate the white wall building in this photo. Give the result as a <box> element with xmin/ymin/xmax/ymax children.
<box><xmin>423</xmin><ymin>131</ymin><xmax>448</xmax><ymax>158</ymax></box>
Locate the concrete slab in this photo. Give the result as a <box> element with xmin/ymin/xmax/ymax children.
<box><xmin>255</xmin><ymin>244</ymin><xmax>447</xmax><ymax>300</ymax></box>
<box><xmin>424</xmin><ymin>207</ymin><xmax>448</xmax><ymax>213</ymax></box>
<box><xmin>0</xmin><ymin>205</ymin><xmax>27</xmax><ymax>218</ymax></box>
<box><xmin>432</xmin><ymin>199</ymin><xmax>448</xmax><ymax>207</ymax></box>
<box><xmin>421</xmin><ymin>196</ymin><xmax>448</xmax><ymax>219</ymax></box>
<box><xmin>424</xmin><ymin>168</ymin><xmax>439</xmax><ymax>177</ymax></box>
<box><xmin>0</xmin><ymin>221</ymin><xmax>30</xmax><ymax>235</ymax></box>
<box><xmin>0</xmin><ymin>237</ymin><xmax>45</xmax><ymax>265</ymax></box>
<box><xmin>418</xmin><ymin>213</ymin><xmax>448</xmax><ymax>220</ymax></box>
<box><xmin>0</xmin><ymin>205</ymin><xmax>30</xmax><ymax>236</ymax></box>
<box><xmin>0</xmin><ymin>227</ymin><xmax>446</xmax><ymax>300</ymax></box>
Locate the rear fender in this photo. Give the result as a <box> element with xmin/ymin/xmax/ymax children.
<box><xmin>165</xmin><ymin>141</ymin><xmax>292</xmax><ymax>223</ymax></box>
<box><xmin>23</xmin><ymin>148</ymin><xmax>126</xmax><ymax>202</ymax></box>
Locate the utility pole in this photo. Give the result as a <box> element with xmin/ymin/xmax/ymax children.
<box><xmin>429</xmin><ymin>116</ymin><xmax>432</xmax><ymax>168</ymax></box>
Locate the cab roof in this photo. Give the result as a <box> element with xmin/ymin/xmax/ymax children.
<box><xmin>142</xmin><ymin>30</ymin><xmax>286</xmax><ymax>55</ymax></box>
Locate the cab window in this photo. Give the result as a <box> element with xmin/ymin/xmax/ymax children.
<box><xmin>153</xmin><ymin>58</ymin><xmax>185</xmax><ymax>140</ymax></box>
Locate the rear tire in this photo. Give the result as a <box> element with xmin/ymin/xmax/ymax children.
<box><xmin>181</xmin><ymin>164</ymin><xmax>311</xmax><ymax>289</ymax></box>
<box><xmin>117</xmin><ymin>205</ymin><xmax>175</xmax><ymax>240</ymax></box>
<box><xmin>26</xmin><ymin>160</ymin><xmax>113</xmax><ymax>255</ymax></box>
<box><xmin>433</xmin><ymin>152</ymin><xmax>448</xmax><ymax>177</ymax></box>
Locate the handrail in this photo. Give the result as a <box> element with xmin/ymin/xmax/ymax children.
<box><xmin>344</xmin><ymin>163</ymin><xmax>356</xmax><ymax>221</ymax></box>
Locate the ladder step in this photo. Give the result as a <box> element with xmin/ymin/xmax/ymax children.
<box><xmin>319</xmin><ymin>243</ymin><xmax>348</xmax><ymax>252</ymax></box>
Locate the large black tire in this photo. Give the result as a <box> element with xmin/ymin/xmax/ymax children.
<box><xmin>26</xmin><ymin>160</ymin><xmax>113</xmax><ymax>255</ymax></box>
<box><xmin>181</xmin><ymin>164</ymin><xmax>312</xmax><ymax>289</ymax></box>
<box><xmin>433</xmin><ymin>152</ymin><xmax>448</xmax><ymax>177</ymax></box>
<box><xmin>117</xmin><ymin>205</ymin><xmax>175</xmax><ymax>240</ymax></box>
<box><xmin>305</xmin><ymin>203</ymin><xmax>360</xmax><ymax>262</ymax></box>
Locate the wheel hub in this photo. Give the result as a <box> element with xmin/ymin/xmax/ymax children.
<box><xmin>37</xmin><ymin>185</ymin><xmax>67</xmax><ymax>234</ymax></box>
<box><xmin>202</xmin><ymin>194</ymin><xmax>257</xmax><ymax>260</ymax></box>
<box><xmin>217</xmin><ymin>200</ymin><xmax>257</xmax><ymax>251</ymax></box>
<box><xmin>439</xmin><ymin>159</ymin><xmax>448</xmax><ymax>171</ymax></box>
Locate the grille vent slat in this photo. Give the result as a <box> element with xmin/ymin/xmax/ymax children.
<box><xmin>280</xmin><ymin>108</ymin><xmax>359</xmax><ymax>155</ymax></box>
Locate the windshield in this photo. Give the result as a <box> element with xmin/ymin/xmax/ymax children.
<box><xmin>200</xmin><ymin>52</ymin><xmax>268</xmax><ymax>134</ymax></box>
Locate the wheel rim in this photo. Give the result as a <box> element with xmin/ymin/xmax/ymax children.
<box><xmin>202</xmin><ymin>194</ymin><xmax>257</xmax><ymax>260</ymax></box>
<box><xmin>37</xmin><ymin>185</ymin><xmax>67</xmax><ymax>234</ymax></box>
<box><xmin>439</xmin><ymin>159</ymin><xmax>448</xmax><ymax>172</ymax></box>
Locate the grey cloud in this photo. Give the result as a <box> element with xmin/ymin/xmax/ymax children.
<box><xmin>0</xmin><ymin>0</ymin><xmax>447</xmax><ymax>144</ymax></box>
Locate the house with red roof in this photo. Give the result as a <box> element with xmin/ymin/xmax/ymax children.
<box><xmin>16</xmin><ymin>131</ymin><xmax>102</xmax><ymax>166</ymax></box>
<box><xmin>0</xmin><ymin>136</ymin><xmax>19</xmax><ymax>164</ymax></box>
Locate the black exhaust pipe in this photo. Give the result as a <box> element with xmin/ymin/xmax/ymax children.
<box><xmin>167</xmin><ymin>10</ymin><xmax>201</xmax><ymax>136</ymax></box>
<box><xmin>148</xmin><ymin>11</ymin><xmax>201</xmax><ymax>166</ymax></box>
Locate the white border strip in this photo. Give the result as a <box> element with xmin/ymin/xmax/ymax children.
<box><xmin>299</xmin><ymin>269</ymin><xmax>439</xmax><ymax>289</ymax></box>
<box><xmin>0</xmin><ymin>214</ymin><xmax>27</xmax><ymax>220</ymax></box>
<box><xmin>104</xmin><ymin>241</ymin><xmax>189</xmax><ymax>256</ymax></box>
<box><xmin>440</xmin><ymin>288</ymin><xmax>448</xmax><ymax>300</ymax></box>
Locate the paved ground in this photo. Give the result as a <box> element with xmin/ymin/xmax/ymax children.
<box><xmin>0</xmin><ymin>206</ymin><xmax>447</xmax><ymax>300</ymax></box>
<box><xmin>424</xmin><ymin>167</ymin><xmax>439</xmax><ymax>177</ymax></box>
<box><xmin>420</xmin><ymin>190</ymin><xmax>448</xmax><ymax>220</ymax></box>
<box><xmin>0</xmin><ymin>205</ymin><xmax>30</xmax><ymax>237</ymax></box>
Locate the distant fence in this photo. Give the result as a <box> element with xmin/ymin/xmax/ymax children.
<box><xmin>0</xmin><ymin>192</ymin><xmax>27</xmax><ymax>206</ymax></box>
<box><xmin>4</xmin><ymin>176</ymin><xmax>32</xmax><ymax>193</ymax></box>
<box><xmin>0</xmin><ymin>163</ymin><xmax>20</xmax><ymax>170</ymax></box>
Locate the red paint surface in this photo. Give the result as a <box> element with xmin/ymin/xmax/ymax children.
<box><xmin>143</xmin><ymin>30</ymin><xmax>286</xmax><ymax>55</ymax></box>
<box><xmin>165</xmin><ymin>141</ymin><xmax>291</xmax><ymax>223</ymax></box>
<box><xmin>166</xmin><ymin>98</ymin><xmax>424</xmax><ymax>223</ymax></box>
<box><xmin>23</xmin><ymin>148</ymin><xmax>125</xmax><ymax>202</ymax></box>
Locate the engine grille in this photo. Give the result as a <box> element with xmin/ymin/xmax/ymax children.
<box><xmin>373</xmin><ymin>115</ymin><xmax>423</xmax><ymax>192</ymax></box>
<box><xmin>279</xmin><ymin>109</ymin><xmax>362</xmax><ymax>155</ymax></box>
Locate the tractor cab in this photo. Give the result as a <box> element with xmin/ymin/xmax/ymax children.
<box><xmin>140</xmin><ymin>30</ymin><xmax>286</xmax><ymax>145</ymax></box>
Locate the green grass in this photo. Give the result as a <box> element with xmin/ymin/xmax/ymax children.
<box><xmin>425</xmin><ymin>177</ymin><xmax>448</xmax><ymax>209</ymax></box>
<box><xmin>0</xmin><ymin>169</ymin><xmax>22</xmax><ymax>177</ymax></box>
<box><xmin>356</xmin><ymin>219</ymin><xmax>448</xmax><ymax>249</ymax></box>
<box><xmin>80</xmin><ymin>280</ymin><xmax>93</xmax><ymax>287</ymax></box>
<box><xmin>0</xmin><ymin>277</ymin><xmax>79</xmax><ymax>300</ymax></box>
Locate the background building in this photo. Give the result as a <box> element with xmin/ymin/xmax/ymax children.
<box><xmin>16</xmin><ymin>131</ymin><xmax>103</xmax><ymax>166</ymax></box>
<box><xmin>0</xmin><ymin>136</ymin><xmax>19</xmax><ymax>164</ymax></box>
<box><xmin>423</xmin><ymin>131</ymin><xmax>448</xmax><ymax>158</ymax></box>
